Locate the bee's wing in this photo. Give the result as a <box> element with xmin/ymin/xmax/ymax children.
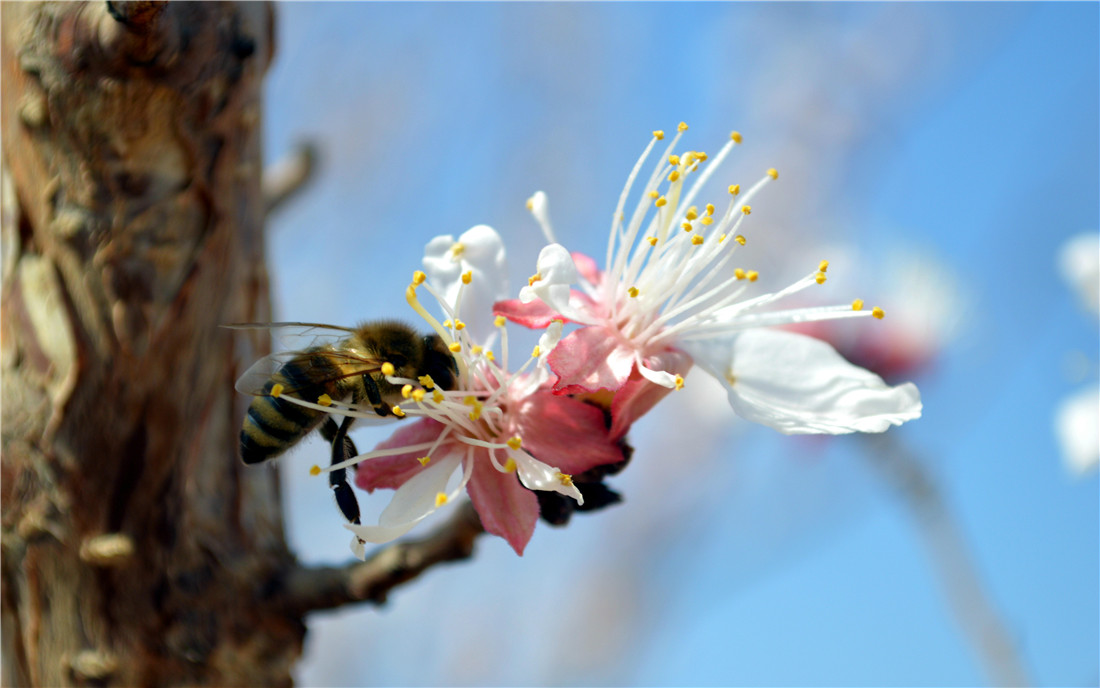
<box><xmin>234</xmin><ymin>348</ymin><xmax>388</xmax><ymax>398</ymax></box>
<box><xmin>224</xmin><ymin>321</ymin><xmax>359</xmax><ymax>352</ymax></box>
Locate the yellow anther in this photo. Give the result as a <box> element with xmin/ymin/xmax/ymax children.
<box><xmin>628</xmin><ymin>286</ymin><xmax>640</xmax><ymax>298</ymax></box>
<box><xmin>432</xmin><ymin>389</ymin><xmax>445</xmax><ymax>404</ymax></box>
<box><xmin>696</xmin><ymin>151</ymin><xmax>708</xmax><ymax>162</ymax></box>
<box><xmin>872</xmin><ymin>306</ymin><xmax>885</xmax><ymax>320</ymax></box>
<box><xmin>735</xmin><ymin>268</ymin><xmax>746</xmax><ymax>280</ymax></box>
<box><xmin>418</xmin><ymin>456</ymin><xmax>431</xmax><ymax>466</ymax></box>
<box><xmin>454</xmin><ymin>320</ymin><xmax>466</xmax><ymax>331</ymax></box>
<box><xmin>494</xmin><ymin>315</ymin><xmax>506</xmax><ymax>327</ymax></box>
<box><xmin>317</xmin><ymin>394</ymin><xmax>333</xmax><ymax>407</ymax></box>
<box><xmin>682</xmin><ymin>222</ymin><xmax>693</xmax><ymax>232</ymax></box>
<box><xmin>678</xmin><ymin>121</ymin><xmax>689</xmax><ymax>132</ymax></box>
<box><xmin>668</xmin><ymin>170</ymin><xmax>681</xmax><ymax>182</ymax></box>
<box><xmin>401</xmin><ymin>384</ymin><xmax>413</xmax><ymax>399</ymax></box>
<box><xmin>435</xmin><ymin>492</ymin><xmax>448</xmax><ymax>507</ymax></box>
<box><xmin>485</xmin><ymin>351</ymin><xmax>496</xmax><ymax>361</ymax></box>
<box><xmin>819</xmin><ymin>260</ymin><xmax>829</xmax><ymax>273</ymax></box>
<box><xmin>412</xmin><ymin>270</ymin><xmax>427</xmax><ymax>286</ymax></box>
<box><xmin>653</xmin><ymin>130</ymin><xmax>665</xmax><ymax>140</ymax></box>
<box><xmin>504</xmin><ymin>457</ymin><xmax>517</xmax><ymax>473</ymax></box>
<box><xmin>691</xmin><ymin>235</ymin><xmax>705</xmax><ymax>246</ymax></box>
<box><xmin>767</xmin><ymin>168</ymin><xmax>779</xmax><ymax>180</ymax></box>
<box><xmin>734</xmin><ymin>235</ymin><xmax>747</xmax><ymax>245</ymax></box>
<box><xmin>719</xmin><ymin>234</ymin><xmax>727</xmax><ymax>243</ymax></box>
<box><xmin>700</xmin><ymin>216</ymin><xmax>714</xmax><ymax>226</ymax></box>
<box><xmin>411</xmin><ymin>389</ymin><xmax>426</xmax><ymax>403</ymax></box>
<box><xmin>705</xmin><ymin>203</ymin><xmax>715</xmax><ymax>216</ymax></box>
<box><xmin>655</xmin><ymin>196</ymin><xmax>668</xmax><ymax>208</ymax></box>
<box><xmin>391</xmin><ymin>405</ymin><xmax>406</xmax><ymax>418</ymax></box>
<box><xmin>669</xmin><ymin>154</ymin><xmax>681</xmax><ymax>166</ymax></box>
<box><xmin>852</xmin><ymin>299</ymin><xmax>865</xmax><ymax>311</ymax></box>
<box><xmin>647</xmin><ymin>236</ymin><xmax>659</xmax><ymax>246</ymax></box>
<box><xmin>506</xmin><ymin>436</ymin><xmax>522</xmax><ymax>450</ymax></box>
<box><xmin>815</xmin><ymin>272</ymin><xmax>827</xmax><ymax>285</ymax></box>
<box><xmin>419</xmin><ymin>374</ymin><xmax>436</xmax><ymax>389</ymax></box>
<box><xmin>471</xmin><ymin>344</ymin><xmax>483</xmax><ymax>355</ymax></box>
<box><xmin>526</xmin><ymin>197</ymin><xmax>535</xmax><ymax>211</ymax></box>
<box><xmin>558</xmin><ymin>472</ymin><xmax>574</xmax><ymax>487</ymax></box>
<box><xmin>747</xmin><ymin>270</ymin><xmax>759</xmax><ymax>282</ymax></box>
<box><xmin>443</xmin><ymin>319</ymin><xmax>453</xmax><ymax>328</ymax></box>
<box><xmin>674</xmin><ymin>374</ymin><xmax>685</xmax><ymax>390</ymax></box>
<box><xmin>729</xmin><ymin>184</ymin><xmax>741</xmax><ymax>196</ymax></box>
<box><xmin>448</xmin><ymin>342</ymin><xmax>461</xmax><ymax>353</ymax></box>
<box><xmin>531</xmin><ymin>345</ymin><xmax>541</xmax><ymax>358</ymax></box>
<box><xmin>309</xmin><ymin>465</ymin><xmax>321</xmax><ymax>476</ymax></box>
<box><xmin>461</xmin><ymin>270</ymin><xmax>472</xmax><ymax>285</ymax></box>
<box><xmin>685</xmin><ymin>206</ymin><xmax>699</xmax><ymax>221</ymax></box>
<box><xmin>466</xmin><ymin>398</ymin><xmax>483</xmax><ymax>422</ymax></box>
<box><xmin>381</xmin><ymin>362</ymin><xmax>396</xmax><ymax>376</ymax></box>
<box><xmin>741</xmin><ymin>205</ymin><xmax>752</xmax><ymax>215</ymax></box>
<box><xmin>730</xmin><ymin>131</ymin><xmax>743</xmax><ymax>143</ymax></box>
<box><xmin>270</xmin><ymin>383</ymin><xmax>284</xmax><ymax>398</ymax></box>
<box><xmin>648</xmin><ymin>190</ymin><xmax>660</xmax><ymax>199</ymax></box>
<box><xmin>449</xmin><ymin>243</ymin><xmax>466</xmax><ymax>259</ymax></box>
<box><xmin>528</xmin><ymin>272</ymin><xmax>542</xmax><ymax>286</ymax></box>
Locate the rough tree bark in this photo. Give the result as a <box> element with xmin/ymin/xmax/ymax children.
<box><xmin>1</xmin><ymin>3</ymin><xmax>485</xmax><ymax>686</ymax></box>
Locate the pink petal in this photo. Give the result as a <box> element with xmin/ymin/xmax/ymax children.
<box><xmin>571</xmin><ymin>251</ymin><xmax>603</xmax><ymax>287</ymax></box>
<box><xmin>493</xmin><ymin>290</ymin><xmax>600</xmax><ymax>330</ymax></box>
<box><xmin>465</xmin><ymin>451</ymin><xmax>539</xmax><ymax>555</ymax></box>
<box><xmin>517</xmin><ymin>391</ymin><xmax>625</xmax><ymax>474</ymax></box>
<box><xmin>493</xmin><ymin>298</ymin><xmax>566</xmax><ymax>329</ymax></box>
<box><xmin>609</xmin><ymin>349</ymin><xmax>694</xmax><ymax>440</ymax></box>
<box><xmin>547</xmin><ymin>326</ymin><xmax>636</xmax><ymax>395</ymax></box>
<box><xmin>354</xmin><ymin>418</ymin><xmax>444</xmax><ymax>492</ymax></box>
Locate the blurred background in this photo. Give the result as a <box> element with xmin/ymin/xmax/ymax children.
<box><xmin>261</xmin><ymin>3</ymin><xmax>1098</xmax><ymax>686</ymax></box>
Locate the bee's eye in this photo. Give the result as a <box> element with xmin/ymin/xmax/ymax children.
<box><xmin>389</xmin><ymin>356</ymin><xmax>408</xmax><ymax>369</ymax></box>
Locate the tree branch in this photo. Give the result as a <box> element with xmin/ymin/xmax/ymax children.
<box><xmin>264</xmin><ymin>142</ymin><xmax>318</xmax><ymax>217</ymax></box>
<box><xmin>862</xmin><ymin>433</ymin><xmax>1031</xmax><ymax>687</ymax></box>
<box><xmin>278</xmin><ymin>501</ymin><xmax>484</xmax><ymax>617</ymax></box>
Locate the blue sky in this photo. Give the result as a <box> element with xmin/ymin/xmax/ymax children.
<box><xmin>263</xmin><ymin>3</ymin><xmax>1098</xmax><ymax>685</ymax></box>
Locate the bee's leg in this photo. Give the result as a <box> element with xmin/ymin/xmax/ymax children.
<box><xmin>323</xmin><ymin>415</ymin><xmax>362</xmax><ymax>527</ymax></box>
<box><xmin>319</xmin><ymin>416</ymin><xmax>359</xmax><ymax>468</ymax></box>
<box><xmin>360</xmin><ymin>373</ymin><xmax>390</xmax><ymax>417</ymax></box>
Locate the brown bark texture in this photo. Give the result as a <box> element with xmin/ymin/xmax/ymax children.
<box><xmin>0</xmin><ymin>2</ymin><xmax>300</xmax><ymax>685</ymax></box>
<box><xmin>1</xmin><ymin>4</ymin><xmax>489</xmax><ymax>685</ymax></box>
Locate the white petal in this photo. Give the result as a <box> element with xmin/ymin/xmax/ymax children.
<box><xmin>379</xmin><ymin>453</ymin><xmax>461</xmax><ymax>526</ymax></box>
<box><xmin>423</xmin><ymin>225</ymin><xmax>509</xmax><ymax>344</ymax></box>
<box><xmin>527</xmin><ymin>190</ymin><xmax>557</xmax><ymax>244</ymax></box>
<box><xmin>518</xmin><ymin>244</ymin><xmax>578</xmax><ymax>316</ymax></box>
<box><xmin>513</xmin><ymin>450</ymin><xmax>583</xmax><ymax>504</ymax></box>
<box><xmin>685</xmin><ymin>329</ymin><xmax>922</xmax><ymax>435</ymax></box>
<box><xmin>349</xmin><ymin>535</ymin><xmax>366</xmax><ymax>561</ymax></box>
<box><xmin>635</xmin><ymin>353</ymin><xmax>679</xmax><ymax>389</ymax></box>
<box><xmin>538</xmin><ymin>320</ymin><xmax>564</xmax><ymax>361</ymax></box>
<box><xmin>344</xmin><ymin>454</ymin><xmax>462</xmax><ymax>545</ymax></box>
<box><xmin>345</xmin><ymin>520</ymin><xmax>421</xmax><ymax>545</ymax></box>
<box><xmin>1059</xmin><ymin>233</ymin><xmax>1099</xmax><ymax>316</ymax></box>
<box><xmin>1055</xmin><ymin>386</ymin><xmax>1099</xmax><ymax>475</ymax></box>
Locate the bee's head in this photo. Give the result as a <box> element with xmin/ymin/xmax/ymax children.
<box><xmin>421</xmin><ymin>334</ymin><xmax>459</xmax><ymax>391</ymax></box>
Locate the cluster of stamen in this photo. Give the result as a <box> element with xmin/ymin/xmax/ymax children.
<box><xmin>561</xmin><ymin>123</ymin><xmax>889</xmax><ymax>359</ymax></box>
<box><xmin>291</xmin><ymin>268</ymin><xmax>573</xmax><ymax>497</ymax></box>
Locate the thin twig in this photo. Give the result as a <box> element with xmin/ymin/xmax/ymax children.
<box><xmin>278</xmin><ymin>501</ymin><xmax>484</xmax><ymax>617</ymax></box>
<box><xmin>263</xmin><ymin>142</ymin><xmax>318</xmax><ymax>217</ymax></box>
<box><xmin>863</xmin><ymin>433</ymin><xmax>1031</xmax><ymax>687</ymax></box>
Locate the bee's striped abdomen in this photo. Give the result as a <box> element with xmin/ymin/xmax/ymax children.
<box><xmin>239</xmin><ymin>367</ymin><xmax>326</xmax><ymax>465</ymax></box>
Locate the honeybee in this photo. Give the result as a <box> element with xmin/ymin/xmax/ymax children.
<box><xmin>232</xmin><ymin>320</ymin><xmax>458</xmax><ymax>530</ymax></box>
